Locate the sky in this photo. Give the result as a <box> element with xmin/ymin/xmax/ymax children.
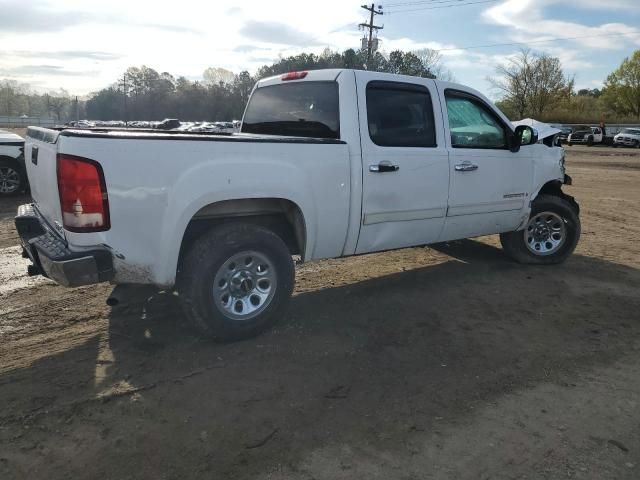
<box><xmin>0</xmin><ymin>0</ymin><xmax>639</xmax><ymax>99</ymax></box>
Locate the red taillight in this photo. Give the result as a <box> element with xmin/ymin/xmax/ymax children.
<box><xmin>57</xmin><ymin>154</ymin><xmax>110</xmax><ymax>232</ymax></box>
<box><xmin>281</xmin><ymin>71</ymin><xmax>308</xmax><ymax>81</ymax></box>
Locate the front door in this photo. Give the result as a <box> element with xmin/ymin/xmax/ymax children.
<box><xmin>355</xmin><ymin>74</ymin><xmax>450</xmax><ymax>254</ymax></box>
<box><xmin>439</xmin><ymin>89</ymin><xmax>533</xmax><ymax>241</ymax></box>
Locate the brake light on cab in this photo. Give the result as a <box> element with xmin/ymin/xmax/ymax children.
<box><xmin>56</xmin><ymin>154</ymin><xmax>110</xmax><ymax>232</ymax></box>
<box><xmin>281</xmin><ymin>71</ymin><xmax>308</xmax><ymax>81</ymax></box>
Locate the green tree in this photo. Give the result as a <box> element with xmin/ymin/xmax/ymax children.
<box><xmin>602</xmin><ymin>50</ymin><xmax>640</xmax><ymax>118</ymax></box>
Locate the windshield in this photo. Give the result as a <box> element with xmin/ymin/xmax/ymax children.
<box><xmin>242</xmin><ymin>81</ymin><xmax>340</xmax><ymax>139</ymax></box>
<box><xmin>621</xmin><ymin>128</ymin><xmax>640</xmax><ymax>135</ymax></box>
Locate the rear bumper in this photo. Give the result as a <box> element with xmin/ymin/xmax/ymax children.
<box><xmin>15</xmin><ymin>203</ymin><xmax>114</xmax><ymax>287</ymax></box>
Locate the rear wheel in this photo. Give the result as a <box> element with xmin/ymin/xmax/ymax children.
<box><xmin>0</xmin><ymin>159</ymin><xmax>25</xmax><ymax>196</ymax></box>
<box><xmin>178</xmin><ymin>223</ymin><xmax>295</xmax><ymax>341</ymax></box>
<box><xmin>500</xmin><ymin>194</ymin><xmax>580</xmax><ymax>265</ymax></box>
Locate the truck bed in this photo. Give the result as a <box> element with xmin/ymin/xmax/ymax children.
<box><xmin>24</xmin><ymin>126</ymin><xmax>353</xmax><ymax>287</ymax></box>
<box><xmin>27</xmin><ymin>126</ymin><xmax>346</xmax><ymax>145</ymax></box>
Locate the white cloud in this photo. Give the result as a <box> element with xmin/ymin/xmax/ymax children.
<box><xmin>0</xmin><ymin>0</ymin><xmax>364</xmax><ymax>93</ymax></box>
<box><xmin>483</xmin><ymin>0</ymin><xmax>640</xmax><ymax>51</ymax></box>
<box><xmin>1</xmin><ymin>0</ymin><xmax>638</xmax><ymax>96</ymax></box>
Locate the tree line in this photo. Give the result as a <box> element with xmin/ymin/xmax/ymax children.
<box><xmin>1</xmin><ymin>47</ymin><xmax>639</xmax><ymax>123</ymax></box>
<box><xmin>0</xmin><ymin>48</ymin><xmax>448</xmax><ymax>123</ymax></box>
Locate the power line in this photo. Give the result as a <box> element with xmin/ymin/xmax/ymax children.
<box><xmin>386</xmin><ymin>0</ymin><xmax>497</xmax><ymax>13</ymax></box>
<box><xmin>386</xmin><ymin>0</ymin><xmax>474</xmax><ymax>7</ymax></box>
<box><xmin>431</xmin><ymin>31</ymin><xmax>640</xmax><ymax>52</ymax></box>
<box><xmin>359</xmin><ymin>3</ymin><xmax>384</xmax><ymax>66</ymax></box>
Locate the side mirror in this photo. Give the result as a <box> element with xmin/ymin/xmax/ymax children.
<box><xmin>511</xmin><ymin>125</ymin><xmax>538</xmax><ymax>152</ymax></box>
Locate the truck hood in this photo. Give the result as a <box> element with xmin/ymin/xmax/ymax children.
<box><xmin>511</xmin><ymin>119</ymin><xmax>561</xmax><ymax>141</ymax></box>
<box><xmin>0</xmin><ymin>129</ymin><xmax>24</xmax><ymax>143</ymax></box>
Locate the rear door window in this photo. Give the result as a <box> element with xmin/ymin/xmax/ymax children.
<box><xmin>242</xmin><ymin>82</ymin><xmax>339</xmax><ymax>139</ymax></box>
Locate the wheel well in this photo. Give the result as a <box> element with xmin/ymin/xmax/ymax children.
<box><xmin>179</xmin><ymin>198</ymin><xmax>306</xmax><ymax>262</ymax></box>
<box><xmin>0</xmin><ymin>155</ymin><xmax>20</xmax><ymax>166</ymax></box>
<box><xmin>536</xmin><ymin>181</ymin><xmax>580</xmax><ymax>214</ymax></box>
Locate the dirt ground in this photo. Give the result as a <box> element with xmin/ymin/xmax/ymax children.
<box><xmin>0</xmin><ymin>144</ymin><xmax>639</xmax><ymax>480</ymax></box>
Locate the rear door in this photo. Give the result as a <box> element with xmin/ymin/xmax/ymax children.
<box><xmin>355</xmin><ymin>73</ymin><xmax>449</xmax><ymax>254</ymax></box>
<box><xmin>438</xmin><ymin>88</ymin><xmax>533</xmax><ymax>241</ymax></box>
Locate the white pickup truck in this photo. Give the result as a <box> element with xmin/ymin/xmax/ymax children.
<box><xmin>16</xmin><ymin>69</ymin><xmax>580</xmax><ymax>340</ymax></box>
<box><xmin>567</xmin><ymin>125</ymin><xmax>604</xmax><ymax>146</ymax></box>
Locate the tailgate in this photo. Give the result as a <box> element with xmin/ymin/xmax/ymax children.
<box><xmin>24</xmin><ymin>127</ymin><xmax>63</xmax><ymax>229</ymax></box>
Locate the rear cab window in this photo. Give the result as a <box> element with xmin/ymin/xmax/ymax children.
<box><xmin>242</xmin><ymin>82</ymin><xmax>340</xmax><ymax>139</ymax></box>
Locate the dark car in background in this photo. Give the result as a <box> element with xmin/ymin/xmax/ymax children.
<box><xmin>557</xmin><ymin>126</ymin><xmax>573</xmax><ymax>144</ymax></box>
<box><xmin>0</xmin><ymin>129</ymin><xmax>27</xmax><ymax>196</ymax></box>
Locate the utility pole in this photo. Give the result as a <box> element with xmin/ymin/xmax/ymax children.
<box><xmin>119</xmin><ymin>73</ymin><xmax>129</xmax><ymax>126</ymax></box>
<box><xmin>359</xmin><ymin>3</ymin><xmax>383</xmax><ymax>67</ymax></box>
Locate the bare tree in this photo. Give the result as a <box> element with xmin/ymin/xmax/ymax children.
<box><xmin>488</xmin><ymin>49</ymin><xmax>573</xmax><ymax>119</ymax></box>
<box><xmin>413</xmin><ymin>48</ymin><xmax>454</xmax><ymax>81</ymax></box>
<box><xmin>203</xmin><ymin>67</ymin><xmax>235</xmax><ymax>87</ymax></box>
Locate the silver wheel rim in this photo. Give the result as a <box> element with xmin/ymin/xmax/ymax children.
<box><xmin>213</xmin><ymin>250</ymin><xmax>277</xmax><ymax>321</ymax></box>
<box><xmin>0</xmin><ymin>166</ymin><xmax>20</xmax><ymax>193</ymax></box>
<box><xmin>524</xmin><ymin>211</ymin><xmax>567</xmax><ymax>256</ymax></box>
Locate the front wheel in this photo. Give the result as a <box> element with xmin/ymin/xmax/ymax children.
<box><xmin>500</xmin><ymin>194</ymin><xmax>580</xmax><ymax>265</ymax></box>
<box><xmin>178</xmin><ymin>223</ymin><xmax>295</xmax><ymax>341</ymax></box>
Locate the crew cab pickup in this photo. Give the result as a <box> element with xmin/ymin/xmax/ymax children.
<box><xmin>613</xmin><ymin>128</ymin><xmax>640</xmax><ymax>148</ymax></box>
<box><xmin>16</xmin><ymin>69</ymin><xmax>580</xmax><ymax>341</ymax></box>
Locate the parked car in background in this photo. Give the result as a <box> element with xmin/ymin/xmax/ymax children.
<box><xmin>0</xmin><ymin>129</ymin><xmax>27</xmax><ymax>196</ymax></box>
<box><xmin>17</xmin><ymin>69</ymin><xmax>579</xmax><ymax>341</ymax></box>
<box><xmin>156</xmin><ymin>118</ymin><xmax>181</xmax><ymax>130</ymax></box>
<box><xmin>557</xmin><ymin>126</ymin><xmax>572</xmax><ymax>144</ymax></box>
<box><xmin>568</xmin><ymin>125</ymin><xmax>603</xmax><ymax>146</ymax></box>
<box><xmin>613</xmin><ymin>128</ymin><xmax>640</xmax><ymax>148</ymax></box>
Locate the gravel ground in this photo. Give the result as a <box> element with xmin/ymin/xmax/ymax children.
<box><xmin>0</xmin><ymin>144</ymin><xmax>639</xmax><ymax>479</ymax></box>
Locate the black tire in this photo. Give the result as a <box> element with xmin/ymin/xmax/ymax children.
<box><xmin>500</xmin><ymin>194</ymin><xmax>580</xmax><ymax>265</ymax></box>
<box><xmin>0</xmin><ymin>158</ymin><xmax>26</xmax><ymax>196</ymax></box>
<box><xmin>586</xmin><ymin>136</ymin><xmax>594</xmax><ymax>146</ymax></box>
<box><xmin>635</xmin><ymin>140</ymin><xmax>640</xmax><ymax>149</ymax></box>
<box><xmin>567</xmin><ymin>142</ymin><xmax>572</xmax><ymax>147</ymax></box>
<box><xmin>178</xmin><ymin>223</ymin><xmax>295</xmax><ymax>341</ymax></box>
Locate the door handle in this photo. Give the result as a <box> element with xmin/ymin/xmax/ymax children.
<box><xmin>454</xmin><ymin>162</ymin><xmax>478</xmax><ymax>172</ymax></box>
<box><xmin>370</xmin><ymin>163</ymin><xmax>400</xmax><ymax>173</ymax></box>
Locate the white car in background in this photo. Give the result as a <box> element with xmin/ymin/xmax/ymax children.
<box><xmin>613</xmin><ymin>128</ymin><xmax>640</xmax><ymax>148</ymax></box>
